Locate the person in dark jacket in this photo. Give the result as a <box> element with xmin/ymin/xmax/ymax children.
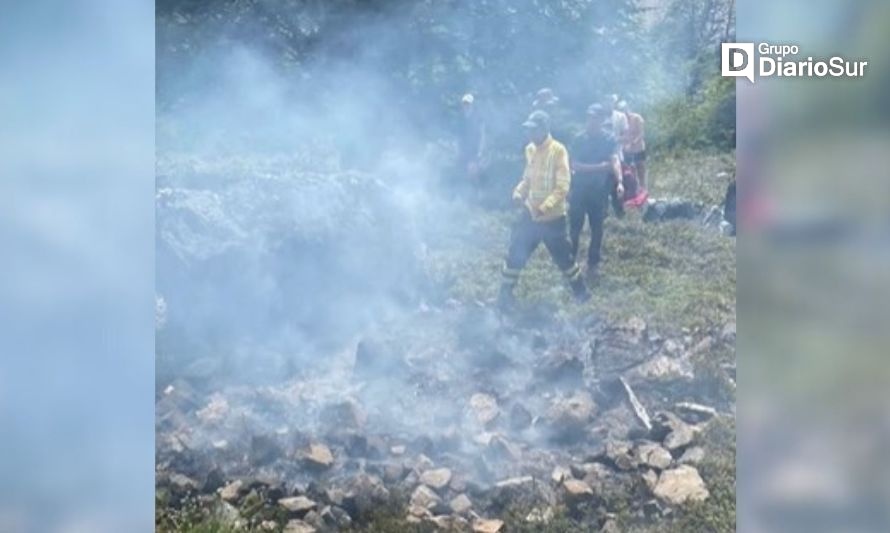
<box><xmin>569</xmin><ymin>104</ymin><xmax>623</xmax><ymax>282</ymax></box>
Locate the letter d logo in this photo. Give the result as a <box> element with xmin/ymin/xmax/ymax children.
<box><xmin>722</xmin><ymin>43</ymin><xmax>755</xmax><ymax>83</ymax></box>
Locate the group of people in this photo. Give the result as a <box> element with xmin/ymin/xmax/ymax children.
<box><xmin>456</xmin><ymin>88</ymin><xmax>648</xmax><ymax>308</ymax></box>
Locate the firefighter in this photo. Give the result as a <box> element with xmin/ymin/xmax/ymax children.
<box><xmin>498</xmin><ymin>110</ymin><xmax>589</xmax><ymax>309</ymax></box>
<box><xmin>569</xmin><ymin>104</ymin><xmax>623</xmax><ymax>282</ymax></box>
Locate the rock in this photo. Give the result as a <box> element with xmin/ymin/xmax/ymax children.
<box><xmin>678</xmin><ymin>446</ymin><xmax>706</xmax><ymax>465</ymax></box>
<box><xmin>469</xmin><ymin>393</ymin><xmax>500</xmax><ymax>426</ymax></box>
<box><xmin>604</xmin><ymin>440</ymin><xmax>637</xmax><ymax>471</ymax></box>
<box><xmin>551</xmin><ymin>466</ymin><xmax>572</xmax><ymax>484</ymax></box>
<box><xmin>196</xmin><ymin>394</ymin><xmax>229</xmax><ymax>424</ymax></box>
<box><xmin>449</xmin><ymin>493</ymin><xmax>473</xmax><ymax>514</ymax></box>
<box><xmin>593</xmin><ymin>318</ymin><xmax>651</xmax><ymax>373</ymax></box>
<box><xmin>412</xmin><ymin>454</ymin><xmax>435</xmax><ymax>472</ymax></box>
<box><xmin>600</xmin><ymin>518</ymin><xmax>621</xmax><ymax>533</ymax></box>
<box><xmin>260</xmin><ymin>520</ymin><xmax>277</xmax><ymax>531</ymax></box>
<box><xmin>342</xmin><ymin>473</ymin><xmax>390</xmax><ymax>517</ymax></box>
<box><xmin>410</xmin><ymin>485</ymin><xmax>441</xmax><ymax>510</ymax></box>
<box><xmin>473</xmin><ymin>518</ymin><xmax>505</xmax><ymax>533</ymax></box>
<box><xmin>169</xmin><ymin>473</ymin><xmax>198</xmax><ymax>492</ymax></box>
<box><xmin>219</xmin><ymin>480</ymin><xmax>243</xmax><ymax>502</ymax></box>
<box><xmin>420</xmin><ymin>468</ymin><xmax>452</xmax><ymax>491</ymax></box>
<box><xmin>449</xmin><ymin>473</ymin><xmax>467</xmax><ymax>493</ymax></box>
<box><xmin>544</xmin><ymin>391</ymin><xmax>596</xmax><ymax>442</ymax></box>
<box><xmin>301</xmin><ymin>443</ymin><xmax>334</xmax><ymax>469</ymax></box>
<box><xmin>653</xmin><ymin>412</ymin><xmax>697</xmax><ymax>451</ymax></box>
<box><xmin>302</xmin><ymin>510</ymin><xmax>322</xmax><ymax>529</ymax></box>
<box><xmin>653</xmin><ymin>466</ymin><xmax>709</xmax><ymax>505</ymax></box>
<box><xmin>628</xmin><ymin>355</ymin><xmax>694</xmax><ymax>383</ymax></box>
<box><xmin>283</xmin><ymin>520</ymin><xmax>316</xmax><ymax>533</ymax></box>
<box><xmin>509</xmin><ymin>402</ymin><xmax>532</xmax><ymax>431</ymax></box>
<box><xmin>319</xmin><ymin>505</ymin><xmax>352</xmax><ymax>529</ymax></box>
<box><xmin>563</xmin><ymin>479</ymin><xmax>593</xmax><ymax>499</ymax></box>
<box><xmin>491</xmin><ymin>476</ymin><xmax>539</xmax><ymax>508</ymax></box>
<box><xmin>635</xmin><ymin>442</ymin><xmax>673</xmax><ymax>470</ymax></box>
<box><xmin>662</xmin><ymin>338</ymin><xmax>682</xmax><ymax>356</ymax></box>
<box><xmin>279</xmin><ymin>496</ymin><xmax>317</xmax><ymax>515</ymax></box>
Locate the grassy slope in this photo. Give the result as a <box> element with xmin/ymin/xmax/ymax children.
<box><xmin>428</xmin><ymin>150</ymin><xmax>736</xmax><ymax>333</ymax></box>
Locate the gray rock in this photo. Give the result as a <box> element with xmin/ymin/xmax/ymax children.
<box><xmin>653</xmin><ymin>466</ymin><xmax>709</xmax><ymax>505</ymax></box>
<box><xmin>169</xmin><ymin>473</ymin><xmax>198</xmax><ymax>492</ymax></box>
<box><xmin>410</xmin><ymin>484</ymin><xmax>441</xmax><ymax>510</ymax></box>
<box><xmin>543</xmin><ymin>391</ymin><xmax>597</xmax><ymax>442</ymax></box>
<box><xmin>627</xmin><ymin>355</ymin><xmax>694</xmax><ymax>383</ymax></box>
<box><xmin>551</xmin><ymin>466</ymin><xmax>572</xmax><ymax>484</ymax></box>
<box><xmin>469</xmin><ymin>393</ymin><xmax>500</xmax><ymax>426</ymax></box>
<box><xmin>301</xmin><ymin>443</ymin><xmax>334</xmax><ymax>469</ymax></box>
<box><xmin>653</xmin><ymin>412</ymin><xmax>696</xmax><ymax>451</ymax></box>
<box><xmin>319</xmin><ymin>505</ymin><xmax>352</xmax><ymax>529</ymax></box>
<box><xmin>679</xmin><ymin>446</ymin><xmax>706</xmax><ymax>465</ymax></box>
<box><xmin>563</xmin><ymin>479</ymin><xmax>593</xmax><ymax>500</ymax></box>
<box><xmin>635</xmin><ymin>442</ymin><xmax>673</xmax><ymax>470</ymax></box>
<box><xmin>473</xmin><ymin>518</ymin><xmax>505</xmax><ymax>533</ymax></box>
<box><xmin>342</xmin><ymin>473</ymin><xmax>390</xmax><ymax>517</ymax></box>
<box><xmin>283</xmin><ymin>520</ymin><xmax>316</xmax><ymax>533</ymax></box>
<box><xmin>279</xmin><ymin>496</ymin><xmax>317</xmax><ymax>515</ymax></box>
<box><xmin>419</xmin><ymin>468</ymin><xmax>452</xmax><ymax>491</ymax></box>
<box><xmin>219</xmin><ymin>480</ymin><xmax>243</xmax><ymax>502</ymax></box>
<box><xmin>449</xmin><ymin>493</ymin><xmax>473</xmax><ymax>515</ymax></box>
<box><xmin>604</xmin><ymin>440</ymin><xmax>637</xmax><ymax>471</ymax></box>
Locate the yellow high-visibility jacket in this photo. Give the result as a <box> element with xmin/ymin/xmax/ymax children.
<box><xmin>512</xmin><ymin>135</ymin><xmax>571</xmax><ymax>222</ymax></box>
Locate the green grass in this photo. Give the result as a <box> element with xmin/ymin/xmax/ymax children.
<box><xmin>425</xmin><ymin>150</ymin><xmax>736</xmax><ymax>332</ymax></box>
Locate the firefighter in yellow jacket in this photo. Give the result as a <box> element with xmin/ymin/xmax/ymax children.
<box><xmin>498</xmin><ymin>110</ymin><xmax>589</xmax><ymax>309</ymax></box>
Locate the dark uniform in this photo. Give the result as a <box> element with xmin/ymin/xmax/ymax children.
<box><xmin>569</xmin><ymin>128</ymin><xmax>618</xmax><ymax>269</ymax></box>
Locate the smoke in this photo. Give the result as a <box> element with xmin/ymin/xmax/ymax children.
<box><xmin>154</xmin><ymin>0</ymin><xmax>733</xmax><ymax>460</ymax></box>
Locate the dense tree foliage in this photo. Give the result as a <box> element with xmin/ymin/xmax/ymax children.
<box><xmin>157</xmin><ymin>0</ymin><xmax>734</xmax><ymax>152</ymax></box>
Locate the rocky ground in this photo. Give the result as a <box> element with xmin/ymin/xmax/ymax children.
<box><xmin>156</xmin><ymin>150</ymin><xmax>736</xmax><ymax>532</ymax></box>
